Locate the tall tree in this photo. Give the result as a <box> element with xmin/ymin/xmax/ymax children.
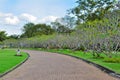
<box><xmin>116</xmin><ymin>0</ymin><xmax>120</xmax><ymax>9</ymax></box>
<box><xmin>70</xmin><ymin>0</ymin><xmax>116</xmax><ymax>23</ymax></box>
<box><xmin>51</xmin><ymin>16</ymin><xmax>75</xmax><ymax>34</ymax></box>
<box><xmin>61</xmin><ymin>15</ymin><xmax>76</xmax><ymax>29</ymax></box>
<box><xmin>33</xmin><ymin>24</ymin><xmax>54</xmax><ymax>35</ymax></box>
<box><xmin>22</xmin><ymin>23</ymin><xmax>54</xmax><ymax>38</ymax></box>
<box><xmin>22</xmin><ymin>23</ymin><xmax>35</xmax><ymax>38</ymax></box>
<box><xmin>8</xmin><ymin>34</ymin><xmax>19</xmax><ymax>39</ymax></box>
<box><xmin>0</xmin><ymin>31</ymin><xmax>7</xmax><ymax>41</ymax></box>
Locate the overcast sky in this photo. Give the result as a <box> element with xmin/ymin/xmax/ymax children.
<box><xmin>0</xmin><ymin>0</ymin><xmax>76</xmax><ymax>35</ymax></box>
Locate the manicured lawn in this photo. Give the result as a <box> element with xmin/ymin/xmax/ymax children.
<box><xmin>29</xmin><ymin>48</ymin><xmax>120</xmax><ymax>74</ymax></box>
<box><xmin>0</xmin><ymin>49</ymin><xmax>28</xmax><ymax>74</ymax></box>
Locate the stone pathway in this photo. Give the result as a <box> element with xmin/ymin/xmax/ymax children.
<box><xmin>1</xmin><ymin>50</ymin><xmax>119</xmax><ymax>80</ymax></box>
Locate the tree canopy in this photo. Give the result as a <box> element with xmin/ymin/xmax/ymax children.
<box><xmin>0</xmin><ymin>31</ymin><xmax>7</xmax><ymax>41</ymax></box>
<box><xmin>70</xmin><ymin>0</ymin><xmax>116</xmax><ymax>23</ymax></box>
<box><xmin>21</xmin><ymin>23</ymin><xmax>54</xmax><ymax>38</ymax></box>
<box><xmin>51</xmin><ymin>16</ymin><xmax>75</xmax><ymax>34</ymax></box>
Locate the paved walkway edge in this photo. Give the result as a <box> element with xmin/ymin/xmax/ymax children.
<box><xmin>54</xmin><ymin>52</ymin><xmax>120</xmax><ymax>79</ymax></box>
<box><xmin>0</xmin><ymin>52</ymin><xmax>30</xmax><ymax>78</ymax></box>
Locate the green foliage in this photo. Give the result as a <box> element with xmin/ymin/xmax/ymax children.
<box><xmin>21</xmin><ymin>23</ymin><xmax>54</xmax><ymax>38</ymax></box>
<box><xmin>70</xmin><ymin>0</ymin><xmax>116</xmax><ymax>23</ymax></box>
<box><xmin>0</xmin><ymin>31</ymin><xmax>7</xmax><ymax>41</ymax></box>
<box><xmin>22</xmin><ymin>23</ymin><xmax>35</xmax><ymax>38</ymax></box>
<box><xmin>51</xmin><ymin>16</ymin><xmax>75</xmax><ymax>34</ymax></box>
<box><xmin>104</xmin><ymin>58</ymin><xmax>120</xmax><ymax>63</ymax></box>
<box><xmin>116</xmin><ymin>0</ymin><xmax>120</xmax><ymax>9</ymax></box>
<box><xmin>8</xmin><ymin>34</ymin><xmax>19</xmax><ymax>39</ymax></box>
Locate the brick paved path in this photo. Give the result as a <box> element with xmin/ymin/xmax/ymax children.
<box><xmin>1</xmin><ymin>50</ymin><xmax>119</xmax><ymax>80</ymax></box>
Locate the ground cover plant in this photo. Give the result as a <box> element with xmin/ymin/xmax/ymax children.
<box><xmin>0</xmin><ymin>49</ymin><xmax>28</xmax><ymax>74</ymax></box>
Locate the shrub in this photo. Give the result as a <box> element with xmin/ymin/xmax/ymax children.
<box><xmin>104</xmin><ymin>58</ymin><xmax>120</xmax><ymax>63</ymax></box>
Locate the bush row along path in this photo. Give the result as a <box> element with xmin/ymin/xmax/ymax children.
<box><xmin>1</xmin><ymin>50</ymin><xmax>118</xmax><ymax>80</ymax></box>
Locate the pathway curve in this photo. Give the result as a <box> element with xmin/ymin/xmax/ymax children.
<box><xmin>1</xmin><ymin>50</ymin><xmax>119</xmax><ymax>80</ymax></box>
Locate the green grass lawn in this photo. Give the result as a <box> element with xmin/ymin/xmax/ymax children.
<box><xmin>0</xmin><ymin>49</ymin><xmax>28</xmax><ymax>74</ymax></box>
<box><xmin>29</xmin><ymin>48</ymin><xmax>120</xmax><ymax>74</ymax></box>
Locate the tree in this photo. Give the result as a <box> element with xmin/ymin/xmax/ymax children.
<box><xmin>21</xmin><ymin>23</ymin><xmax>54</xmax><ymax>38</ymax></box>
<box><xmin>70</xmin><ymin>0</ymin><xmax>116</xmax><ymax>23</ymax></box>
<box><xmin>51</xmin><ymin>20</ymin><xmax>70</xmax><ymax>34</ymax></box>
<box><xmin>61</xmin><ymin>15</ymin><xmax>76</xmax><ymax>29</ymax></box>
<box><xmin>116</xmin><ymin>0</ymin><xmax>120</xmax><ymax>9</ymax></box>
<box><xmin>0</xmin><ymin>31</ymin><xmax>7</xmax><ymax>41</ymax></box>
<box><xmin>33</xmin><ymin>24</ymin><xmax>54</xmax><ymax>35</ymax></box>
<box><xmin>9</xmin><ymin>34</ymin><xmax>19</xmax><ymax>39</ymax></box>
<box><xmin>51</xmin><ymin>16</ymin><xmax>75</xmax><ymax>34</ymax></box>
<box><xmin>22</xmin><ymin>23</ymin><xmax>35</xmax><ymax>38</ymax></box>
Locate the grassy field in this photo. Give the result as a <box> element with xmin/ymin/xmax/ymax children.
<box><xmin>0</xmin><ymin>49</ymin><xmax>28</xmax><ymax>74</ymax></box>
<box><xmin>29</xmin><ymin>48</ymin><xmax>120</xmax><ymax>74</ymax></box>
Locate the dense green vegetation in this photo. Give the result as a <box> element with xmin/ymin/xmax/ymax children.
<box><xmin>0</xmin><ymin>31</ymin><xmax>7</xmax><ymax>42</ymax></box>
<box><xmin>69</xmin><ymin>0</ymin><xmax>116</xmax><ymax>23</ymax></box>
<box><xmin>21</xmin><ymin>23</ymin><xmax>55</xmax><ymax>38</ymax></box>
<box><xmin>0</xmin><ymin>49</ymin><xmax>28</xmax><ymax>74</ymax></box>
